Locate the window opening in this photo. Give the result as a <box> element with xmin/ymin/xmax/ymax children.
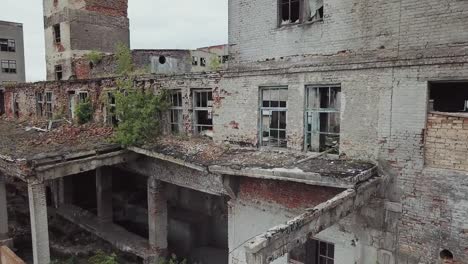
<box><xmin>170</xmin><ymin>90</ymin><xmax>183</xmax><ymax>133</ymax></box>
<box><xmin>36</xmin><ymin>92</ymin><xmax>44</xmax><ymax>117</ymax></box>
<box><xmin>1</xmin><ymin>60</ymin><xmax>16</xmax><ymax>73</ymax></box>
<box><xmin>45</xmin><ymin>92</ymin><xmax>53</xmax><ymax>119</ymax></box>
<box><xmin>193</xmin><ymin>90</ymin><xmax>213</xmax><ymax>135</ymax></box>
<box><xmin>13</xmin><ymin>94</ymin><xmax>19</xmax><ymax>118</ymax></box>
<box><xmin>78</xmin><ymin>91</ymin><xmax>88</xmax><ymax>103</ymax></box>
<box><xmin>260</xmin><ymin>87</ymin><xmax>288</xmax><ymax>148</ymax></box>
<box><xmin>0</xmin><ymin>90</ymin><xmax>4</xmax><ymax>116</ymax></box>
<box><xmin>305</xmin><ymin>86</ymin><xmax>341</xmax><ymax>153</ymax></box>
<box><xmin>53</xmin><ymin>24</ymin><xmax>61</xmax><ymax>44</ymax></box>
<box><xmin>192</xmin><ymin>56</ymin><xmax>198</xmax><ymax>66</ymax></box>
<box><xmin>55</xmin><ymin>65</ymin><xmax>63</xmax><ymax>80</ymax></box>
<box><xmin>279</xmin><ymin>0</ymin><xmax>324</xmax><ymax>26</ymax></box>
<box><xmin>200</xmin><ymin>57</ymin><xmax>206</xmax><ymax>67</ymax></box>
<box><xmin>107</xmin><ymin>92</ymin><xmax>118</xmax><ymax>126</ymax></box>
<box><xmin>429</xmin><ymin>82</ymin><xmax>468</xmax><ymax>113</ymax></box>
<box><xmin>289</xmin><ymin>239</ymin><xmax>335</xmax><ymax>264</ymax></box>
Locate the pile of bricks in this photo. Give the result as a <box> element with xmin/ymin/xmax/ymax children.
<box><xmin>425</xmin><ymin>112</ymin><xmax>468</xmax><ymax>171</ymax></box>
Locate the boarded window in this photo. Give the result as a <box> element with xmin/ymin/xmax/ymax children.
<box><xmin>193</xmin><ymin>90</ymin><xmax>213</xmax><ymax>135</ymax></box>
<box><xmin>429</xmin><ymin>82</ymin><xmax>468</xmax><ymax>113</ymax></box>
<box><xmin>170</xmin><ymin>90</ymin><xmax>183</xmax><ymax>134</ymax></box>
<box><xmin>260</xmin><ymin>87</ymin><xmax>288</xmax><ymax>148</ymax></box>
<box><xmin>305</xmin><ymin>86</ymin><xmax>341</xmax><ymax>153</ymax></box>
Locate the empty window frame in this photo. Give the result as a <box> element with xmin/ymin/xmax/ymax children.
<box><xmin>106</xmin><ymin>92</ymin><xmax>118</xmax><ymax>126</ymax></box>
<box><xmin>0</xmin><ymin>39</ymin><xmax>15</xmax><ymax>52</ymax></box>
<box><xmin>429</xmin><ymin>82</ymin><xmax>468</xmax><ymax>113</ymax></box>
<box><xmin>289</xmin><ymin>239</ymin><xmax>335</xmax><ymax>264</ymax></box>
<box><xmin>305</xmin><ymin>86</ymin><xmax>341</xmax><ymax>152</ymax></box>
<box><xmin>279</xmin><ymin>0</ymin><xmax>324</xmax><ymax>26</ymax></box>
<box><xmin>260</xmin><ymin>87</ymin><xmax>288</xmax><ymax>148</ymax></box>
<box><xmin>222</xmin><ymin>55</ymin><xmax>229</xmax><ymax>64</ymax></box>
<box><xmin>200</xmin><ymin>57</ymin><xmax>206</xmax><ymax>67</ymax></box>
<box><xmin>169</xmin><ymin>90</ymin><xmax>183</xmax><ymax>133</ymax></box>
<box><xmin>13</xmin><ymin>93</ymin><xmax>19</xmax><ymax>118</ymax></box>
<box><xmin>192</xmin><ymin>56</ymin><xmax>199</xmax><ymax>66</ymax></box>
<box><xmin>55</xmin><ymin>65</ymin><xmax>63</xmax><ymax>80</ymax></box>
<box><xmin>36</xmin><ymin>92</ymin><xmax>44</xmax><ymax>117</ymax></box>
<box><xmin>1</xmin><ymin>60</ymin><xmax>16</xmax><ymax>73</ymax></box>
<box><xmin>193</xmin><ymin>90</ymin><xmax>213</xmax><ymax>134</ymax></box>
<box><xmin>78</xmin><ymin>91</ymin><xmax>88</xmax><ymax>103</ymax></box>
<box><xmin>53</xmin><ymin>24</ymin><xmax>61</xmax><ymax>44</ymax></box>
<box><xmin>45</xmin><ymin>91</ymin><xmax>53</xmax><ymax>119</ymax></box>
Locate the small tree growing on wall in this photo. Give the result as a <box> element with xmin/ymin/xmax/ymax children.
<box><xmin>75</xmin><ymin>98</ymin><xmax>93</xmax><ymax>124</ymax></box>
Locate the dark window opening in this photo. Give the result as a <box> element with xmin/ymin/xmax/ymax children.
<box><xmin>0</xmin><ymin>90</ymin><xmax>4</xmax><ymax>116</ymax></box>
<box><xmin>305</xmin><ymin>86</ymin><xmax>341</xmax><ymax>153</ymax></box>
<box><xmin>222</xmin><ymin>55</ymin><xmax>229</xmax><ymax>64</ymax></box>
<box><xmin>279</xmin><ymin>0</ymin><xmax>324</xmax><ymax>26</ymax></box>
<box><xmin>55</xmin><ymin>65</ymin><xmax>63</xmax><ymax>81</ymax></box>
<box><xmin>200</xmin><ymin>57</ymin><xmax>206</xmax><ymax>67</ymax></box>
<box><xmin>0</xmin><ymin>39</ymin><xmax>15</xmax><ymax>52</ymax></box>
<box><xmin>440</xmin><ymin>249</ymin><xmax>454</xmax><ymax>260</ymax></box>
<box><xmin>290</xmin><ymin>239</ymin><xmax>334</xmax><ymax>264</ymax></box>
<box><xmin>192</xmin><ymin>56</ymin><xmax>198</xmax><ymax>66</ymax></box>
<box><xmin>170</xmin><ymin>90</ymin><xmax>183</xmax><ymax>134</ymax></box>
<box><xmin>159</xmin><ymin>56</ymin><xmax>167</xmax><ymax>64</ymax></box>
<box><xmin>53</xmin><ymin>24</ymin><xmax>61</xmax><ymax>44</ymax></box>
<box><xmin>13</xmin><ymin>94</ymin><xmax>19</xmax><ymax>118</ymax></box>
<box><xmin>1</xmin><ymin>60</ymin><xmax>17</xmax><ymax>74</ymax></box>
<box><xmin>107</xmin><ymin>92</ymin><xmax>118</xmax><ymax>126</ymax></box>
<box><xmin>429</xmin><ymin>82</ymin><xmax>468</xmax><ymax>112</ymax></box>
<box><xmin>260</xmin><ymin>87</ymin><xmax>288</xmax><ymax>148</ymax></box>
<box><xmin>281</xmin><ymin>0</ymin><xmax>300</xmax><ymax>24</ymax></box>
<box><xmin>36</xmin><ymin>92</ymin><xmax>44</xmax><ymax>117</ymax></box>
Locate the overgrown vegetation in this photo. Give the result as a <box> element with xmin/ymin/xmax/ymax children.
<box><xmin>88</xmin><ymin>250</ymin><xmax>118</xmax><ymax>264</ymax></box>
<box><xmin>86</xmin><ymin>50</ymin><xmax>104</xmax><ymax>65</ymax></box>
<box><xmin>158</xmin><ymin>254</ymin><xmax>187</xmax><ymax>264</ymax></box>
<box><xmin>209</xmin><ymin>56</ymin><xmax>221</xmax><ymax>71</ymax></box>
<box><xmin>115</xmin><ymin>43</ymin><xmax>134</xmax><ymax>75</ymax></box>
<box><xmin>75</xmin><ymin>98</ymin><xmax>93</xmax><ymax>124</ymax></box>
<box><xmin>111</xmin><ymin>44</ymin><xmax>170</xmax><ymax>146</ymax></box>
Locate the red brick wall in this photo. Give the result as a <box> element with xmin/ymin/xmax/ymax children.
<box><xmin>425</xmin><ymin>112</ymin><xmax>468</xmax><ymax>171</ymax></box>
<box><xmin>85</xmin><ymin>0</ymin><xmax>128</xmax><ymax>17</ymax></box>
<box><xmin>238</xmin><ymin>178</ymin><xmax>343</xmax><ymax>210</ymax></box>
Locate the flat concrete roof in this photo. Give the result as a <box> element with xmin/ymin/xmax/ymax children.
<box><xmin>0</xmin><ymin>20</ymin><xmax>23</xmax><ymax>27</ymax></box>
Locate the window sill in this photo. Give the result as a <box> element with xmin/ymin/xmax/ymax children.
<box><xmin>277</xmin><ymin>19</ymin><xmax>324</xmax><ymax>30</ymax></box>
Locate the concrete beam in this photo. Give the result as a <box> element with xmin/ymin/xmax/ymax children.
<box><xmin>147</xmin><ymin>177</ymin><xmax>168</xmax><ymax>263</ymax></box>
<box><xmin>28</xmin><ymin>183</ymin><xmax>50</xmax><ymax>264</ymax></box>
<box><xmin>244</xmin><ymin>177</ymin><xmax>382</xmax><ymax>264</ymax></box>
<box><xmin>96</xmin><ymin>168</ymin><xmax>113</xmax><ymax>223</ymax></box>
<box><xmin>34</xmin><ymin>151</ymin><xmax>138</xmax><ymax>182</ymax></box>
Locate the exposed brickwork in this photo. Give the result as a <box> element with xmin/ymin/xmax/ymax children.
<box><xmin>238</xmin><ymin>178</ymin><xmax>343</xmax><ymax>210</ymax></box>
<box><xmin>84</xmin><ymin>0</ymin><xmax>128</xmax><ymax>17</ymax></box>
<box><xmin>425</xmin><ymin>113</ymin><xmax>468</xmax><ymax>171</ymax></box>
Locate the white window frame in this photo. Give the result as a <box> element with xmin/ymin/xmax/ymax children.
<box><xmin>259</xmin><ymin>86</ymin><xmax>288</xmax><ymax>148</ymax></box>
<box><xmin>169</xmin><ymin>90</ymin><xmax>183</xmax><ymax>134</ymax></box>
<box><xmin>192</xmin><ymin>89</ymin><xmax>213</xmax><ymax>135</ymax></box>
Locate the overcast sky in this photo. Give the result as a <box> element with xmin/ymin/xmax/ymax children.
<box><xmin>0</xmin><ymin>0</ymin><xmax>228</xmax><ymax>82</ymax></box>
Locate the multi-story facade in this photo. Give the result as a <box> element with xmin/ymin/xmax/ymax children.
<box><xmin>0</xmin><ymin>1</ymin><xmax>467</xmax><ymax>264</ymax></box>
<box><xmin>43</xmin><ymin>0</ymin><xmax>130</xmax><ymax>81</ymax></box>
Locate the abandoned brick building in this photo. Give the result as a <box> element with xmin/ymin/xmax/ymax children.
<box><xmin>0</xmin><ymin>0</ymin><xmax>467</xmax><ymax>263</ymax></box>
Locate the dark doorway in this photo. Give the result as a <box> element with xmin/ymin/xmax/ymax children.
<box><xmin>429</xmin><ymin>82</ymin><xmax>468</xmax><ymax>112</ymax></box>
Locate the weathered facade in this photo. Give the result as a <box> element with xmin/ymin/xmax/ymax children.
<box><xmin>0</xmin><ymin>20</ymin><xmax>26</xmax><ymax>86</ymax></box>
<box><xmin>0</xmin><ymin>0</ymin><xmax>467</xmax><ymax>264</ymax></box>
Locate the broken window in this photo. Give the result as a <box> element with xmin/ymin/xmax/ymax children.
<box><xmin>78</xmin><ymin>91</ymin><xmax>88</xmax><ymax>103</ymax></box>
<box><xmin>106</xmin><ymin>92</ymin><xmax>118</xmax><ymax>126</ymax></box>
<box><xmin>13</xmin><ymin>93</ymin><xmax>19</xmax><ymax>118</ymax></box>
<box><xmin>1</xmin><ymin>60</ymin><xmax>16</xmax><ymax>74</ymax></box>
<box><xmin>429</xmin><ymin>82</ymin><xmax>468</xmax><ymax>113</ymax></box>
<box><xmin>289</xmin><ymin>238</ymin><xmax>335</xmax><ymax>264</ymax></box>
<box><xmin>0</xmin><ymin>39</ymin><xmax>15</xmax><ymax>52</ymax></box>
<box><xmin>305</xmin><ymin>86</ymin><xmax>341</xmax><ymax>153</ymax></box>
<box><xmin>260</xmin><ymin>87</ymin><xmax>288</xmax><ymax>148</ymax></box>
<box><xmin>53</xmin><ymin>24</ymin><xmax>61</xmax><ymax>44</ymax></box>
<box><xmin>45</xmin><ymin>91</ymin><xmax>53</xmax><ymax>119</ymax></box>
<box><xmin>192</xmin><ymin>56</ymin><xmax>198</xmax><ymax>66</ymax></box>
<box><xmin>279</xmin><ymin>0</ymin><xmax>323</xmax><ymax>26</ymax></box>
<box><xmin>222</xmin><ymin>55</ymin><xmax>229</xmax><ymax>64</ymax></box>
<box><xmin>55</xmin><ymin>65</ymin><xmax>63</xmax><ymax>81</ymax></box>
<box><xmin>169</xmin><ymin>90</ymin><xmax>183</xmax><ymax>134</ymax></box>
<box><xmin>193</xmin><ymin>90</ymin><xmax>213</xmax><ymax>135</ymax></box>
<box><xmin>36</xmin><ymin>92</ymin><xmax>44</xmax><ymax>117</ymax></box>
<box><xmin>200</xmin><ymin>57</ymin><xmax>206</xmax><ymax>67</ymax></box>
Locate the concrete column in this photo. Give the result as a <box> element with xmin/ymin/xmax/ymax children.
<box><xmin>147</xmin><ymin>177</ymin><xmax>168</xmax><ymax>262</ymax></box>
<box><xmin>58</xmin><ymin>177</ymin><xmax>73</xmax><ymax>206</ymax></box>
<box><xmin>0</xmin><ymin>175</ymin><xmax>8</xmax><ymax>240</ymax></box>
<box><xmin>28</xmin><ymin>183</ymin><xmax>50</xmax><ymax>264</ymax></box>
<box><xmin>96</xmin><ymin>167</ymin><xmax>113</xmax><ymax>222</ymax></box>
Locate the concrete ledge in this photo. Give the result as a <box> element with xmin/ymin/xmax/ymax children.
<box><xmin>244</xmin><ymin>176</ymin><xmax>383</xmax><ymax>264</ymax></box>
<box><xmin>55</xmin><ymin>204</ymin><xmax>157</xmax><ymax>260</ymax></box>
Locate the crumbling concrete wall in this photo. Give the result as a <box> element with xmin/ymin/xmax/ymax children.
<box><xmin>425</xmin><ymin>113</ymin><xmax>468</xmax><ymax>171</ymax></box>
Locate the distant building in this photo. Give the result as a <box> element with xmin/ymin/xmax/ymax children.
<box><xmin>0</xmin><ymin>20</ymin><xmax>25</xmax><ymax>85</ymax></box>
<box><xmin>43</xmin><ymin>0</ymin><xmax>130</xmax><ymax>81</ymax></box>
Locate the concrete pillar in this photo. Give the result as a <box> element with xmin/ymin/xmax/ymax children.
<box><xmin>96</xmin><ymin>167</ymin><xmax>113</xmax><ymax>222</ymax></box>
<box><xmin>147</xmin><ymin>177</ymin><xmax>168</xmax><ymax>262</ymax></box>
<box><xmin>0</xmin><ymin>175</ymin><xmax>8</xmax><ymax>240</ymax></box>
<box><xmin>58</xmin><ymin>177</ymin><xmax>73</xmax><ymax>206</ymax></box>
<box><xmin>28</xmin><ymin>183</ymin><xmax>50</xmax><ymax>264</ymax></box>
